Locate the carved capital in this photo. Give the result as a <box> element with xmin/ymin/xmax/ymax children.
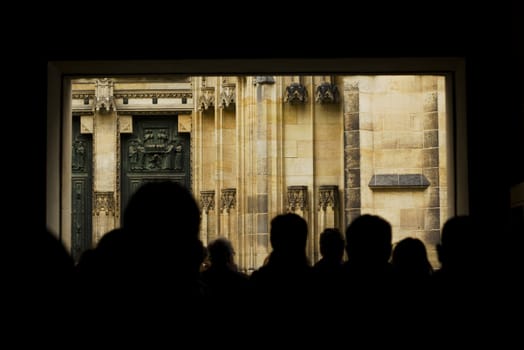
<box><xmin>221</xmin><ymin>188</ymin><xmax>236</xmax><ymax>213</ymax></box>
<box><xmin>315</xmin><ymin>82</ymin><xmax>340</xmax><ymax>104</ymax></box>
<box><xmin>219</xmin><ymin>83</ymin><xmax>236</xmax><ymax>108</ymax></box>
<box><xmin>319</xmin><ymin>185</ymin><xmax>338</xmax><ymax>211</ymax></box>
<box><xmin>200</xmin><ymin>190</ymin><xmax>215</xmax><ymax>213</ymax></box>
<box><xmin>93</xmin><ymin>192</ymin><xmax>115</xmax><ymax>216</ymax></box>
<box><xmin>287</xmin><ymin>186</ymin><xmax>308</xmax><ymax>212</ymax></box>
<box><xmin>284</xmin><ymin>82</ymin><xmax>308</xmax><ymax>104</ymax></box>
<box><xmin>198</xmin><ymin>87</ymin><xmax>215</xmax><ymax>111</ymax></box>
<box><xmin>95</xmin><ymin>78</ymin><xmax>115</xmax><ymax>113</ymax></box>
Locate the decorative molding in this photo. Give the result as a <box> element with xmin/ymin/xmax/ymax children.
<box><xmin>368</xmin><ymin>174</ymin><xmax>430</xmax><ymax>190</ymax></box>
<box><xmin>319</xmin><ymin>185</ymin><xmax>338</xmax><ymax>211</ymax></box>
<box><xmin>200</xmin><ymin>190</ymin><xmax>215</xmax><ymax>213</ymax></box>
<box><xmin>315</xmin><ymin>82</ymin><xmax>340</xmax><ymax>104</ymax></box>
<box><xmin>72</xmin><ymin>92</ymin><xmax>95</xmax><ymax>99</ymax></box>
<box><xmin>73</xmin><ymin>111</ymin><xmax>96</xmax><ymax>116</ymax></box>
<box><xmin>219</xmin><ymin>83</ymin><xmax>236</xmax><ymax>108</ymax></box>
<box><xmin>94</xmin><ymin>78</ymin><xmax>115</xmax><ymax>113</ymax></box>
<box><xmin>198</xmin><ymin>87</ymin><xmax>215</xmax><ymax>111</ymax></box>
<box><xmin>221</xmin><ymin>188</ymin><xmax>236</xmax><ymax>213</ymax></box>
<box><xmin>117</xmin><ymin>110</ymin><xmax>192</xmax><ymax>115</ymax></box>
<box><xmin>284</xmin><ymin>82</ymin><xmax>308</xmax><ymax>104</ymax></box>
<box><xmin>114</xmin><ymin>91</ymin><xmax>192</xmax><ymax>99</ymax></box>
<box><xmin>287</xmin><ymin>186</ymin><xmax>308</xmax><ymax>212</ymax></box>
<box><xmin>93</xmin><ymin>192</ymin><xmax>115</xmax><ymax>216</ymax></box>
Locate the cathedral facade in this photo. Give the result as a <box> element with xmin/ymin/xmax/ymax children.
<box><xmin>69</xmin><ymin>75</ymin><xmax>449</xmax><ymax>271</ymax></box>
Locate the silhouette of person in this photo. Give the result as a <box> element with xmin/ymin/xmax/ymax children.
<box><xmin>121</xmin><ymin>181</ymin><xmax>206</xmax><ymax>297</ymax></box>
<box><xmin>7</xmin><ymin>228</ymin><xmax>75</xmax><ymax>335</ymax></box>
<box><xmin>74</xmin><ymin>181</ymin><xmax>207</xmax><ymax>335</ymax></box>
<box><xmin>200</xmin><ymin>237</ymin><xmax>249</xmax><ymax>308</ymax></box>
<box><xmin>391</xmin><ymin>237</ymin><xmax>433</xmax><ymax>283</ymax></box>
<box><xmin>340</xmin><ymin>214</ymin><xmax>394</xmax><ymax>329</ymax></box>
<box><xmin>390</xmin><ymin>237</ymin><xmax>434</xmax><ymax>327</ymax></box>
<box><xmin>431</xmin><ymin>215</ymin><xmax>490</xmax><ymax>342</ymax></box>
<box><xmin>249</xmin><ymin>213</ymin><xmax>314</xmax><ymax>330</ymax></box>
<box><xmin>313</xmin><ymin>228</ymin><xmax>345</xmax><ymax>298</ymax></box>
<box><xmin>433</xmin><ymin>215</ymin><xmax>486</xmax><ymax>303</ymax></box>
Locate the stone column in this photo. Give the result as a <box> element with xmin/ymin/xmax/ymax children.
<box><xmin>220</xmin><ymin>79</ymin><xmax>241</xmax><ymax>268</ymax></box>
<box><xmin>253</xmin><ymin>77</ymin><xmax>276</xmax><ymax>268</ymax></box>
<box><xmin>422</xmin><ymin>77</ymin><xmax>441</xmax><ymax>259</ymax></box>
<box><xmin>343</xmin><ymin>80</ymin><xmax>361</xmax><ymax>226</ymax></box>
<box><xmin>215</xmin><ymin>81</ymin><xmax>224</xmax><ymax>239</ymax></box>
<box><xmin>221</xmin><ymin>188</ymin><xmax>237</xmax><ymax>251</ymax></box>
<box><xmin>92</xmin><ymin>78</ymin><xmax>117</xmax><ymax>243</ymax></box>
<box><xmin>236</xmin><ymin>77</ymin><xmax>253</xmax><ymax>272</ymax></box>
<box><xmin>197</xmin><ymin>77</ymin><xmax>219</xmax><ymax>242</ymax></box>
<box><xmin>318</xmin><ymin>185</ymin><xmax>339</xmax><ymax>262</ymax></box>
<box><xmin>287</xmin><ymin>186</ymin><xmax>310</xmax><ymax>259</ymax></box>
<box><xmin>200</xmin><ymin>190</ymin><xmax>215</xmax><ymax>246</ymax></box>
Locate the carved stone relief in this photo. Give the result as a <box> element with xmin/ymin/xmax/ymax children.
<box><xmin>178</xmin><ymin>115</ymin><xmax>192</xmax><ymax>133</ymax></box>
<box><xmin>319</xmin><ymin>185</ymin><xmax>338</xmax><ymax>210</ymax></box>
<box><xmin>315</xmin><ymin>82</ymin><xmax>340</xmax><ymax>104</ymax></box>
<box><xmin>221</xmin><ymin>188</ymin><xmax>236</xmax><ymax>213</ymax></box>
<box><xmin>201</xmin><ymin>190</ymin><xmax>215</xmax><ymax>214</ymax></box>
<box><xmin>284</xmin><ymin>82</ymin><xmax>308</xmax><ymax>104</ymax></box>
<box><xmin>199</xmin><ymin>87</ymin><xmax>215</xmax><ymax>111</ymax></box>
<box><xmin>220</xmin><ymin>83</ymin><xmax>236</xmax><ymax>108</ymax></box>
<box><xmin>93</xmin><ymin>192</ymin><xmax>115</xmax><ymax>216</ymax></box>
<box><xmin>119</xmin><ymin>115</ymin><xmax>133</xmax><ymax>133</ymax></box>
<box><xmin>80</xmin><ymin>116</ymin><xmax>93</xmax><ymax>133</ymax></box>
<box><xmin>128</xmin><ymin>129</ymin><xmax>185</xmax><ymax>172</ymax></box>
<box><xmin>95</xmin><ymin>78</ymin><xmax>115</xmax><ymax>113</ymax></box>
<box><xmin>72</xmin><ymin>137</ymin><xmax>87</xmax><ymax>172</ymax></box>
<box><xmin>287</xmin><ymin>186</ymin><xmax>308</xmax><ymax>212</ymax></box>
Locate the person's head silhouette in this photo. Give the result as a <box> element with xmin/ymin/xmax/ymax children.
<box><xmin>123</xmin><ymin>181</ymin><xmax>201</xmax><ymax>240</ymax></box>
<box><xmin>345</xmin><ymin>214</ymin><xmax>392</xmax><ymax>266</ymax></box>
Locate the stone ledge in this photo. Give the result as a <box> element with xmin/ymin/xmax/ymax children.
<box><xmin>368</xmin><ymin>174</ymin><xmax>430</xmax><ymax>190</ymax></box>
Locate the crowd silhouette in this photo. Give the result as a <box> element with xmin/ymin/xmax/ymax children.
<box><xmin>19</xmin><ymin>181</ymin><xmax>517</xmax><ymax>343</ymax></box>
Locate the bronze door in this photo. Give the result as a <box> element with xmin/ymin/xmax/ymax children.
<box><xmin>121</xmin><ymin>115</ymin><xmax>190</xmax><ymax>215</ymax></box>
<box><xmin>71</xmin><ymin>116</ymin><xmax>93</xmax><ymax>262</ymax></box>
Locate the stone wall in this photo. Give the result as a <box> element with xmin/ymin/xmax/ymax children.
<box><xmin>71</xmin><ymin>75</ymin><xmax>449</xmax><ymax>269</ymax></box>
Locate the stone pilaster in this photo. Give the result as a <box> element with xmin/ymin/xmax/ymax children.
<box><xmin>422</xmin><ymin>77</ymin><xmax>441</xmax><ymax>256</ymax></box>
<box><xmin>252</xmin><ymin>77</ymin><xmax>276</xmax><ymax>267</ymax></box>
<box><xmin>92</xmin><ymin>78</ymin><xmax>118</xmax><ymax>243</ymax></box>
<box><xmin>343</xmin><ymin>80</ymin><xmax>361</xmax><ymax>225</ymax></box>
<box><xmin>237</xmin><ymin>77</ymin><xmax>256</xmax><ymax>272</ymax></box>
<box><xmin>221</xmin><ymin>188</ymin><xmax>237</xmax><ymax>254</ymax></box>
<box><xmin>93</xmin><ymin>191</ymin><xmax>115</xmax><ymax>242</ymax></box>
<box><xmin>200</xmin><ymin>190</ymin><xmax>215</xmax><ymax>246</ymax></box>
<box><xmin>287</xmin><ymin>186</ymin><xmax>311</xmax><ymax>258</ymax></box>
<box><xmin>317</xmin><ymin>185</ymin><xmax>339</xmax><ymax>260</ymax></box>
